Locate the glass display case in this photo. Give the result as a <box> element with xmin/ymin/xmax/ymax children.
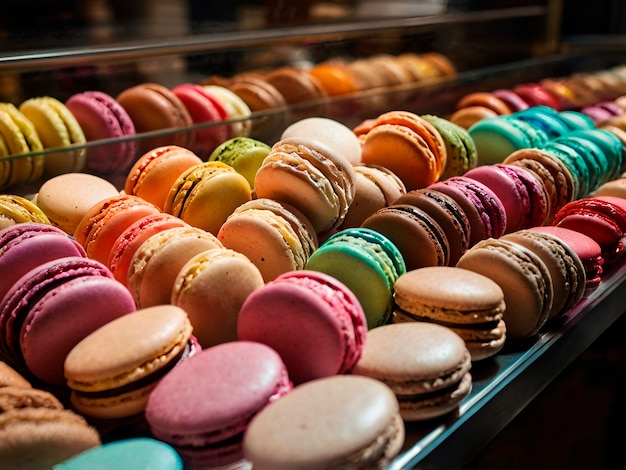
<box><xmin>2</xmin><ymin>1</ymin><xmax>626</xmax><ymax>468</ymax></box>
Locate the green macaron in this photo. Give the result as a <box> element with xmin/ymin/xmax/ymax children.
<box><xmin>422</xmin><ymin>114</ymin><xmax>477</xmax><ymax>179</ymax></box>
<box><xmin>208</xmin><ymin>136</ymin><xmax>271</xmax><ymax>188</ymax></box>
<box><xmin>305</xmin><ymin>227</ymin><xmax>406</xmax><ymax>329</ymax></box>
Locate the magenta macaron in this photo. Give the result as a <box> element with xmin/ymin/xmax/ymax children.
<box><xmin>464</xmin><ymin>163</ymin><xmax>549</xmax><ymax>232</ymax></box>
<box><xmin>0</xmin><ymin>256</ymin><xmax>136</xmax><ymax>385</ymax></box>
<box><xmin>145</xmin><ymin>340</ymin><xmax>293</xmax><ymax>469</ymax></box>
<box><xmin>66</xmin><ymin>90</ymin><xmax>137</xmax><ymax>174</ymax></box>
<box><xmin>237</xmin><ymin>270</ymin><xmax>367</xmax><ymax>385</ymax></box>
<box><xmin>429</xmin><ymin>176</ymin><xmax>507</xmax><ymax>246</ymax></box>
<box><xmin>0</xmin><ymin>223</ymin><xmax>86</xmax><ymax>303</ymax></box>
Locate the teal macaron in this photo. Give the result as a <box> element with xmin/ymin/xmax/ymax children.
<box><xmin>305</xmin><ymin>227</ymin><xmax>406</xmax><ymax>329</ymax></box>
<box><xmin>469</xmin><ymin>115</ymin><xmax>549</xmax><ymax>165</ymax></box>
<box><xmin>568</xmin><ymin>128</ymin><xmax>624</xmax><ymax>182</ymax></box>
<box><xmin>53</xmin><ymin>438</ymin><xmax>183</xmax><ymax>469</ymax></box>
<box><xmin>542</xmin><ymin>140</ymin><xmax>589</xmax><ymax>199</ymax></box>
<box><xmin>512</xmin><ymin>106</ymin><xmax>571</xmax><ymax>140</ymax></box>
<box><xmin>557</xmin><ymin>110</ymin><xmax>596</xmax><ymax>131</ymax></box>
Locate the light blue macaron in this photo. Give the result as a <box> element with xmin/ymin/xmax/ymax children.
<box><xmin>53</xmin><ymin>438</ymin><xmax>183</xmax><ymax>470</ymax></box>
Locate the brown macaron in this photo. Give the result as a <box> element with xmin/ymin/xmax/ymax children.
<box><xmin>457</xmin><ymin>237</ymin><xmax>554</xmax><ymax>341</ymax></box>
<box><xmin>0</xmin><ymin>361</ymin><xmax>31</xmax><ymax>389</ymax></box>
<box><xmin>392</xmin><ymin>266</ymin><xmax>506</xmax><ymax>361</ymax></box>
<box><xmin>352</xmin><ymin>322</ymin><xmax>472</xmax><ymax>421</ymax></box>
<box><xmin>502</xmin><ymin>229</ymin><xmax>586</xmax><ymax>322</ymax></box>
<box><xmin>362</xmin><ymin>203</ymin><xmax>450</xmax><ymax>271</ymax></box>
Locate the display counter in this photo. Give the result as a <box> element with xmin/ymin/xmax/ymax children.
<box><xmin>2</xmin><ymin>2</ymin><xmax>626</xmax><ymax>468</ymax></box>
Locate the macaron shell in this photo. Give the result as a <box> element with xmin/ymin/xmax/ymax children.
<box><xmin>172</xmin><ymin>248</ymin><xmax>264</xmax><ymax>348</ymax></box>
<box><xmin>243</xmin><ymin>375</ymin><xmax>404</xmax><ymax>469</ymax></box>
<box><xmin>202</xmin><ymin>85</ymin><xmax>252</xmax><ymax>138</ymax></box>
<box><xmin>124</xmin><ymin>145</ymin><xmax>203</xmax><ymax>210</ymax></box>
<box><xmin>36</xmin><ymin>173</ymin><xmax>120</xmax><ymax>235</ymax></box>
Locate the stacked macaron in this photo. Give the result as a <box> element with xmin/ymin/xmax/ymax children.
<box><xmin>0</xmin><ymin>361</ymin><xmax>102</xmax><ymax>469</ymax></box>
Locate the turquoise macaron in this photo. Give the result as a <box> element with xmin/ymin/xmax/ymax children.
<box><xmin>305</xmin><ymin>227</ymin><xmax>406</xmax><ymax>329</ymax></box>
<box><xmin>568</xmin><ymin>128</ymin><xmax>624</xmax><ymax>182</ymax></box>
<box><xmin>512</xmin><ymin>106</ymin><xmax>571</xmax><ymax>139</ymax></box>
<box><xmin>469</xmin><ymin>115</ymin><xmax>549</xmax><ymax>165</ymax></box>
<box><xmin>53</xmin><ymin>438</ymin><xmax>183</xmax><ymax>469</ymax></box>
<box><xmin>542</xmin><ymin>141</ymin><xmax>589</xmax><ymax>199</ymax></box>
<box><xmin>557</xmin><ymin>110</ymin><xmax>596</xmax><ymax>131</ymax></box>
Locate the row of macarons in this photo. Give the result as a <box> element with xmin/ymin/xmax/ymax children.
<box><xmin>449</xmin><ymin>64</ymin><xmax>626</xmax><ymax>129</ymax></box>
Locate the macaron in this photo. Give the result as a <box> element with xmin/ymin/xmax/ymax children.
<box><xmin>512</xmin><ymin>106</ymin><xmax>571</xmax><ymax>140</ymax></box>
<box><xmin>549</xmin><ymin>135</ymin><xmax>608</xmax><ymax>195</ymax></box>
<box><xmin>237</xmin><ymin>270</ymin><xmax>367</xmax><ymax>384</ymax></box>
<box><xmin>361</xmin><ymin>203</ymin><xmax>450</xmax><ymax>270</ymax></box>
<box><xmin>73</xmin><ymin>194</ymin><xmax>161</xmax><ymax>265</ymax></box>
<box><xmin>552</xmin><ymin>196</ymin><xmax>626</xmax><ymax>266</ymax></box>
<box><xmin>537</xmin><ymin>141</ymin><xmax>588</xmax><ymax>200</ymax></box>
<box><xmin>127</xmin><ymin>226</ymin><xmax>223</xmax><ymax>308</ymax></box>
<box><xmin>0</xmin><ymin>222</ymin><xmax>86</xmax><ymax>303</ymax></box>
<box><xmin>227</xmin><ymin>73</ymin><xmax>287</xmax><ymax>142</ymax></box>
<box><xmin>116</xmin><ymin>82</ymin><xmax>194</xmax><ymax>155</ymax></box>
<box><xmin>264</xmin><ymin>66</ymin><xmax>328</xmax><ymax>119</ymax></box>
<box><xmin>108</xmin><ymin>213</ymin><xmax>189</xmax><ymax>286</ymax></box>
<box><xmin>429</xmin><ymin>176</ymin><xmax>507</xmax><ymax>246</ymax></box>
<box><xmin>0</xmin><ymin>194</ymin><xmax>50</xmax><ymax>230</ymax></box>
<box><xmin>53</xmin><ymin>437</ymin><xmax>183</xmax><ymax>470</ymax></box>
<box><xmin>502</xmin><ymin>229</ymin><xmax>586</xmax><ymax>321</ymax></box>
<box><xmin>217</xmin><ymin>198</ymin><xmax>318</xmax><ymax>283</ymax></box>
<box><xmin>65</xmin><ymin>90</ymin><xmax>137</xmax><ymax>174</ymax></box>
<box><xmin>392</xmin><ymin>266</ymin><xmax>506</xmax><ymax>361</ymax></box>
<box><xmin>358</xmin><ymin>110</ymin><xmax>447</xmax><ymax>190</ymax></box>
<box><xmin>464</xmin><ymin>163</ymin><xmax>549</xmax><ymax>232</ymax></box>
<box><xmin>64</xmin><ymin>305</ymin><xmax>199</xmax><ymax>419</ymax></box>
<box><xmin>457</xmin><ymin>237</ymin><xmax>554</xmax><ymax>341</ymax></box>
<box><xmin>568</xmin><ymin>128</ymin><xmax>624</xmax><ymax>182</ymax></box>
<box><xmin>449</xmin><ymin>105</ymin><xmax>499</xmax><ymax>130</ymax></box>
<box><xmin>305</xmin><ymin>227</ymin><xmax>406</xmax><ymax>329</ymax></box>
<box><xmin>513</xmin><ymin>83</ymin><xmax>561</xmax><ymax>109</ymax></box>
<box><xmin>172</xmin><ymin>248</ymin><xmax>265</xmax><ymax>348</ymax></box>
<box><xmin>594</xmin><ymin>174</ymin><xmax>626</xmax><ymax>199</ymax></box>
<box><xmin>468</xmin><ymin>115</ymin><xmax>549</xmax><ymax>166</ymax></box>
<box><xmin>0</xmin><ymin>407</ymin><xmax>101</xmax><ymax>469</ymax></box>
<box><xmin>455</xmin><ymin>91</ymin><xmax>513</xmax><ymax>116</ymax></box>
<box><xmin>124</xmin><ymin>145</ymin><xmax>203</xmax><ymax>211</ymax></box>
<box><xmin>208</xmin><ymin>136</ymin><xmax>271</xmax><ymax>189</ymax></box>
<box><xmin>337</xmin><ymin>163</ymin><xmax>407</xmax><ymax>230</ymax></box>
<box><xmin>19</xmin><ymin>96</ymin><xmax>87</xmax><ymax>177</ymax></box>
<box><xmin>352</xmin><ymin>322</ymin><xmax>473</xmax><ymax>420</ymax></box>
<box><xmin>421</xmin><ymin>113</ymin><xmax>477</xmax><ymax>179</ymax></box>
<box><xmin>0</xmin><ymin>361</ymin><xmax>31</xmax><ymax>389</ymax></box>
<box><xmin>492</xmin><ymin>89</ymin><xmax>530</xmax><ymax>112</ymax></box>
<box><xmin>243</xmin><ymin>375</ymin><xmax>405</xmax><ymax>469</ymax></box>
<box><xmin>170</xmin><ymin>83</ymin><xmax>229</xmax><ymax>157</ymax></box>
<box><xmin>202</xmin><ymin>84</ymin><xmax>252</xmax><ymax>139</ymax></box>
<box><xmin>502</xmin><ymin>147</ymin><xmax>576</xmax><ymax>220</ymax></box>
<box><xmin>308</xmin><ymin>61</ymin><xmax>360</xmax><ymax>97</ymax></box>
<box><xmin>281</xmin><ymin>116</ymin><xmax>362</xmax><ymax>164</ymax></box>
<box><xmin>254</xmin><ymin>137</ymin><xmax>356</xmax><ymax>235</ymax></box>
<box><xmin>531</xmin><ymin>225</ymin><xmax>604</xmax><ymax>294</ymax></box>
<box><xmin>395</xmin><ymin>188</ymin><xmax>471</xmax><ymax>265</ymax></box>
<box><xmin>145</xmin><ymin>341</ymin><xmax>293</xmax><ymax>469</ymax></box>
<box><xmin>0</xmin><ymin>256</ymin><xmax>136</xmax><ymax>385</ymax></box>
<box><xmin>35</xmin><ymin>172</ymin><xmax>120</xmax><ymax>235</ymax></box>
<box><xmin>0</xmin><ymin>103</ymin><xmax>45</xmax><ymax>188</ymax></box>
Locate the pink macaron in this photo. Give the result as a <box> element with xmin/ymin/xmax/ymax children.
<box><xmin>171</xmin><ymin>83</ymin><xmax>230</xmax><ymax>158</ymax></box>
<box><xmin>0</xmin><ymin>223</ymin><xmax>86</xmax><ymax>303</ymax></box>
<box><xmin>145</xmin><ymin>340</ymin><xmax>293</xmax><ymax>469</ymax></box>
<box><xmin>237</xmin><ymin>270</ymin><xmax>367</xmax><ymax>385</ymax></box>
<box><xmin>0</xmin><ymin>256</ymin><xmax>136</xmax><ymax>385</ymax></box>
<box><xmin>65</xmin><ymin>91</ymin><xmax>137</xmax><ymax>174</ymax></box>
